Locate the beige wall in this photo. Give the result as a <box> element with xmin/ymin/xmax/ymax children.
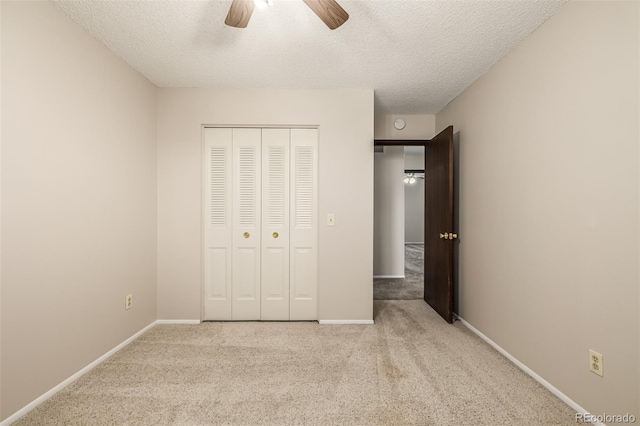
<box><xmin>374</xmin><ymin>114</ymin><xmax>435</xmax><ymax>140</ymax></box>
<box><xmin>404</xmin><ymin>176</ymin><xmax>424</xmax><ymax>244</ymax></box>
<box><xmin>436</xmin><ymin>0</ymin><xmax>639</xmax><ymax>417</ymax></box>
<box><xmin>157</xmin><ymin>89</ymin><xmax>374</xmax><ymax>321</ymax></box>
<box><xmin>1</xmin><ymin>1</ymin><xmax>157</xmax><ymax>420</ymax></box>
<box><xmin>1</xmin><ymin>0</ymin><xmax>4</xmax><ymax>414</ymax></box>
<box><xmin>403</xmin><ymin>151</ymin><xmax>425</xmax><ymax>170</ymax></box>
<box><xmin>404</xmin><ymin>150</ymin><xmax>425</xmax><ymax>244</ymax></box>
<box><xmin>373</xmin><ymin>146</ymin><xmax>405</xmax><ymax>276</ymax></box>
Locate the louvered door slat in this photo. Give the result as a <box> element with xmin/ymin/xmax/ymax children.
<box><xmin>294</xmin><ymin>147</ymin><xmax>314</xmax><ymax>228</ymax></box>
<box><xmin>267</xmin><ymin>147</ymin><xmax>286</xmax><ymax>227</ymax></box>
<box><xmin>238</xmin><ymin>147</ymin><xmax>257</xmax><ymax>228</ymax></box>
<box><xmin>209</xmin><ymin>148</ymin><xmax>228</xmax><ymax>227</ymax></box>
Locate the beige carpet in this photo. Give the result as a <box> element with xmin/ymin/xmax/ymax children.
<box><xmin>15</xmin><ymin>301</ymin><xmax>577</xmax><ymax>425</ymax></box>
<box><xmin>374</xmin><ymin>244</ymin><xmax>424</xmax><ymax>300</ymax></box>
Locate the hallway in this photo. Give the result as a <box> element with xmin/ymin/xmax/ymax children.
<box><xmin>374</xmin><ymin>244</ymin><xmax>424</xmax><ymax>300</ymax></box>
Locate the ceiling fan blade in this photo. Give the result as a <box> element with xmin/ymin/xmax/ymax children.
<box><xmin>302</xmin><ymin>0</ymin><xmax>349</xmax><ymax>30</ymax></box>
<box><xmin>225</xmin><ymin>0</ymin><xmax>255</xmax><ymax>28</ymax></box>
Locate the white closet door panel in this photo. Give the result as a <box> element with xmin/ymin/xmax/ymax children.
<box><xmin>292</xmin><ymin>247</ymin><xmax>314</xmax><ymax>297</ymax></box>
<box><xmin>237</xmin><ymin>248</ymin><xmax>259</xmax><ymax>296</ymax></box>
<box><xmin>289</xmin><ymin>129</ymin><xmax>318</xmax><ymax>320</ymax></box>
<box><xmin>261</xmin><ymin>128</ymin><xmax>290</xmax><ymax>320</ymax></box>
<box><xmin>263</xmin><ymin>247</ymin><xmax>286</xmax><ymax>301</ymax></box>
<box><xmin>232</xmin><ymin>128</ymin><xmax>261</xmax><ymax>320</ymax></box>
<box><xmin>204</xmin><ymin>128</ymin><xmax>233</xmax><ymax>320</ymax></box>
<box><xmin>207</xmin><ymin>248</ymin><xmax>229</xmax><ymax>297</ymax></box>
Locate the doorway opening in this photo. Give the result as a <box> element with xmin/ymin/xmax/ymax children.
<box><xmin>372</xmin><ymin>126</ymin><xmax>455</xmax><ymax>323</ymax></box>
<box><xmin>373</xmin><ymin>146</ymin><xmax>425</xmax><ymax>300</ymax></box>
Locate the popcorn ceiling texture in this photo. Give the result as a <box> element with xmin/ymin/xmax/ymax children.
<box><xmin>53</xmin><ymin>0</ymin><xmax>566</xmax><ymax>114</ymax></box>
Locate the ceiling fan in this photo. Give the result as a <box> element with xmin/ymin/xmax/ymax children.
<box><xmin>225</xmin><ymin>0</ymin><xmax>349</xmax><ymax>30</ymax></box>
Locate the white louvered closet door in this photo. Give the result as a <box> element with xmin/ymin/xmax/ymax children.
<box><xmin>290</xmin><ymin>129</ymin><xmax>318</xmax><ymax>320</ymax></box>
<box><xmin>261</xmin><ymin>129</ymin><xmax>290</xmax><ymax>320</ymax></box>
<box><xmin>203</xmin><ymin>128</ymin><xmax>233</xmax><ymax>320</ymax></box>
<box><xmin>204</xmin><ymin>127</ymin><xmax>317</xmax><ymax>321</ymax></box>
<box><xmin>232</xmin><ymin>129</ymin><xmax>262</xmax><ymax>320</ymax></box>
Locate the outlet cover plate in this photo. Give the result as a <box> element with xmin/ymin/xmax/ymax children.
<box><xmin>589</xmin><ymin>349</ymin><xmax>603</xmax><ymax>377</ymax></box>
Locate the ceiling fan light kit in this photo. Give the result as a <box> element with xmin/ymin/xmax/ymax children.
<box><xmin>225</xmin><ymin>0</ymin><xmax>349</xmax><ymax>30</ymax></box>
<box><xmin>254</xmin><ymin>0</ymin><xmax>273</xmax><ymax>9</ymax></box>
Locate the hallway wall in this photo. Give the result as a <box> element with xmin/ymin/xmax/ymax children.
<box><xmin>373</xmin><ymin>115</ymin><xmax>434</xmax><ymax>272</ymax></box>
<box><xmin>404</xmin><ymin>150</ymin><xmax>424</xmax><ymax>244</ymax></box>
<box><xmin>373</xmin><ymin>146</ymin><xmax>405</xmax><ymax>277</ymax></box>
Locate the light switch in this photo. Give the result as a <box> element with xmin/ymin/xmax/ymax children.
<box><xmin>327</xmin><ymin>214</ymin><xmax>335</xmax><ymax>227</ymax></box>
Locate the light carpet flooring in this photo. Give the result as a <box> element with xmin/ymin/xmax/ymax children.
<box><xmin>15</xmin><ymin>301</ymin><xmax>576</xmax><ymax>425</ymax></box>
<box><xmin>374</xmin><ymin>244</ymin><xmax>424</xmax><ymax>300</ymax></box>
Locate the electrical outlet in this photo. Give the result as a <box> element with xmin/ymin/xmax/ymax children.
<box><xmin>125</xmin><ymin>294</ymin><xmax>133</xmax><ymax>310</ymax></box>
<box><xmin>589</xmin><ymin>350</ymin><xmax>603</xmax><ymax>377</ymax></box>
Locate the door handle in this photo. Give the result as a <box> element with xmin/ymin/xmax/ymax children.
<box><xmin>243</xmin><ymin>232</ymin><xmax>250</xmax><ymax>239</ymax></box>
<box><xmin>440</xmin><ymin>232</ymin><xmax>458</xmax><ymax>240</ymax></box>
<box><xmin>272</xmin><ymin>232</ymin><xmax>279</xmax><ymax>239</ymax></box>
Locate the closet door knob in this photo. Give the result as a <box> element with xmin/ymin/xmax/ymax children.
<box><xmin>243</xmin><ymin>232</ymin><xmax>250</xmax><ymax>239</ymax></box>
<box><xmin>272</xmin><ymin>232</ymin><xmax>279</xmax><ymax>239</ymax></box>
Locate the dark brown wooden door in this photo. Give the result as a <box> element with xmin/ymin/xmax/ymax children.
<box><xmin>424</xmin><ymin>126</ymin><xmax>454</xmax><ymax>323</ymax></box>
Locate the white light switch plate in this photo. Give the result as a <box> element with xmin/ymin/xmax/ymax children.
<box><xmin>327</xmin><ymin>214</ymin><xmax>335</xmax><ymax>226</ymax></box>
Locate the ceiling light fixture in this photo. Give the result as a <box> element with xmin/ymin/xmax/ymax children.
<box><xmin>254</xmin><ymin>0</ymin><xmax>273</xmax><ymax>9</ymax></box>
<box><xmin>404</xmin><ymin>172</ymin><xmax>424</xmax><ymax>185</ymax></box>
<box><xmin>226</xmin><ymin>0</ymin><xmax>348</xmax><ymax>29</ymax></box>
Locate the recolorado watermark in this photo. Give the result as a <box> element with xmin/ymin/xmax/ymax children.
<box><xmin>576</xmin><ymin>413</ymin><xmax>636</xmax><ymax>423</ymax></box>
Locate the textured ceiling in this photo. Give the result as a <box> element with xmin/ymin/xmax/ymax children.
<box><xmin>53</xmin><ymin>0</ymin><xmax>566</xmax><ymax>114</ymax></box>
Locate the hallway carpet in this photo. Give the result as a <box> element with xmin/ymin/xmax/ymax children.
<box><xmin>374</xmin><ymin>244</ymin><xmax>424</xmax><ymax>300</ymax></box>
<box><xmin>14</xmin><ymin>301</ymin><xmax>576</xmax><ymax>425</ymax></box>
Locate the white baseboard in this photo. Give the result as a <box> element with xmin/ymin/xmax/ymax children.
<box><xmin>1</xmin><ymin>321</ymin><xmax>156</xmax><ymax>426</ymax></box>
<box><xmin>405</xmin><ymin>242</ymin><xmax>424</xmax><ymax>245</ymax></box>
<box><xmin>373</xmin><ymin>275</ymin><xmax>405</xmax><ymax>279</ymax></box>
<box><xmin>155</xmin><ymin>319</ymin><xmax>201</xmax><ymax>325</ymax></box>
<box><xmin>455</xmin><ymin>314</ymin><xmax>605</xmax><ymax>426</ymax></box>
<box><xmin>319</xmin><ymin>319</ymin><xmax>375</xmax><ymax>325</ymax></box>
